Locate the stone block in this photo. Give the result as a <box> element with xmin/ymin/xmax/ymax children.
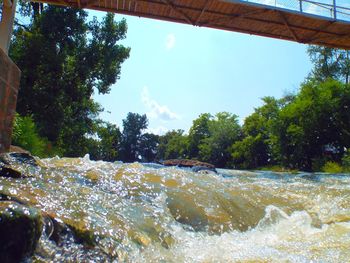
<box><xmin>0</xmin><ymin>48</ymin><xmax>20</xmax><ymax>153</ymax></box>
<box><xmin>0</xmin><ymin>51</ymin><xmax>10</xmax><ymax>80</ymax></box>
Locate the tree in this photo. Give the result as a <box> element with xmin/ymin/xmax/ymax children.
<box><xmin>187</xmin><ymin>113</ymin><xmax>211</xmax><ymax>159</ymax></box>
<box><xmin>231</xmin><ymin>97</ymin><xmax>282</xmax><ymax>169</ymax></box>
<box><xmin>10</xmin><ymin>6</ymin><xmax>130</xmax><ymax>156</ymax></box>
<box><xmin>199</xmin><ymin>112</ymin><xmax>241</xmax><ymax>168</ymax></box>
<box><xmin>276</xmin><ymin>79</ymin><xmax>350</xmax><ymax>170</ymax></box>
<box><xmin>119</xmin><ymin>113</ymin><xmax>148</xmax><ymax>162</ymax></box>
<box><xmin>139</xmin><ymin>133</ymin><xmax>159</xmax><ymax>162</ymax></box>
<box><xmin>157</xmin><ymin>130</ymin><xmax>188</xmax><ymax>160</ymax></box>
<box><xmin>232</xmin><ymin>134</ymin><xmax>270</xmax><ymax>169</ymax></box>
<box><xmin>307</xmin><ymin>45</ymin><xmax>350</xmax><ymax>84</ymax></box>
<box><xmin>88</xmin><ymin>121</ymin><xmax>121</xmax><ymax>161</ymax></box>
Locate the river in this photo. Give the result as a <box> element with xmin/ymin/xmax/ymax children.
<box><xmin>0</xmin><ymin>155</ymin><xmax>349</xmax><ymax>262</ymax></box>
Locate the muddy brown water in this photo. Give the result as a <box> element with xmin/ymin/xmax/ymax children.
<box><xmin>0</xmin><ymin>155</ymin><xmax>349</xmax><ymax>262</ymax></box>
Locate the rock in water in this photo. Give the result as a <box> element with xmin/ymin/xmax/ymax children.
<box><xmin>0</xmin><ymin>152</ymin><xmax>40</xmax><ymax>178</ymax></box>
<box><xmin>0</xmin><ymin>152</ymin><xmax>38</xmax><ymax>167</ymax></box>
<box><xmin>9</xmin><ymin>145</ymin><xmax>30</xmax><ymax>154</ymax></box>
<box><xmin>191</xmin><ymin>166</ymin><xmax>217</xmax><ymax>174</ymax></box>
<box><xmin>162</xmin><ymin>159</ymin><xmax>217</xmax><ymax>173</ymax></box>
<box><xmin>0</xmin><ymin>165</ymin><xmax>23</xmax><ymax>178</ymax></box>
<box><xmin>0</xmin><ymin>201</ymin><xmax>43</xmax><ymax>263</ymax></box>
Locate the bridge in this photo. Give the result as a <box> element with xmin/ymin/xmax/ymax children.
<box><xmin>1</xmin><ymin>0</ymin><xmax>350</xmax><ymax>152</ymax></box>
<box><xmin>23</xmin><ymin>0</ymin><xmax>350</xmax><ymax>49</ymax></box>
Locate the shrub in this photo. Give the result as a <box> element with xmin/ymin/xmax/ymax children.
<box><xmin>311</xmin><ymin>157</ymin><xmax>325</xmax><ymax>172</ymax></box>
<box><xmin>12</xmin><ymin>114</ymin><xmax>48</xmax><ymax>157</ymax></box>
<box><xmin>322</xmin><ymin>161</ymin><xmax>343</xmax><ymax>173</ymax></box>
<box><xmin>342</xmin><ymin>150</ymin><xmax>350</xmax><ymax>172</ymax></box>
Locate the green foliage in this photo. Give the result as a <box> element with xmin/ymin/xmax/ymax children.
<box><xmin>10</xmin><ymin>6</ymin><xmax>130</xmax><ymax>156</ymax></box>
<box><xmin>342</xmin><ymin>150</ymin><xmax>350</xmax><ymax>172</ymax></box>
<box><xmin>322</xmin><ymin>161</ymin><xmax>343</xmax><ymax>173</ymax></box>
<box><xmin>87</xmin><ymin>121</ymin><xmax>121</xmax><ymax>161</ymax></box>
<box><xmin>8</xmin><ymin>10</ymin><xmax>350</xmax><ymax>172</ymax></box>
<box><xmin>258</xmin><ymin>165</ymin><xmax>298</xmax><ymax>173</ymax></box>
<box><xmin>232</xmin><ymin>134</ymin><xmax>267</xmax><ymax>169</ymax></box>
<box><xmin>198</xmin><ymin>112</ymin><xmax>241</xmax><ymax>168</ymax></box>
<box><xmin>233</xmin><ymin>77</ymin><xmax>350</xmax><ymax>172</ymax></box>
<box><xmin>276</xmin><ymin>79</ymin><xmax>350</xmax><ymax>170</ymax></box>
<box><xmin>187</xmin><ymin>113</ymin><xmax>211</xmax><ymax>159</ymax></box>
<box><xmin>307</xmin><ymin>46</ymin><xmax>350</xmax><ymax>84</ymax></box>
<box><xmin>139</xmin><ymin>133</ymin><xmax>159</xmax><ymax>162</ymax></box>
<box><xmin>119</xmin><ymin>113</ymin><xmax>148</xmax><ymax>162</ymax></box>
<box><xmin>12</xmin><ymin>114</ymin><xmax>49</xmax><ymax>157</ymax></box>
<box><xmin>157</xmin><ymin>130</ymin><xmax>188</xmax><ymax>160</ymax></box>
<box><xmin>311</xmin><ymin>157</ymin><xmax>326</xmax><ymax>172</ymax></box>
<box><xmin>231</xmin><ymin>97</ymin><xmax>282</xmax><ymax>169</ymax></box>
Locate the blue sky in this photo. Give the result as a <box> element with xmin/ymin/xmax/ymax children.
<box><xmin>92</xmin><ymin>11</ymin><xmax>312</xmax><ymax>135</ymax></box>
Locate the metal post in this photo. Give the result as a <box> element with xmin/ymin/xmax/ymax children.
<box><xmin>0</xmin><ymin>0</ymin><xmax>17</xmax><ymax>54</ymax></box>
<box><xmin>333</xmin><ymin>0</ymin><xmax>337</xmax><ymax>19</ymax></box>
<box><xmin>299</xmin><ymin>0</ymin><xmax>303</xmax><ymax>13</ymax></box>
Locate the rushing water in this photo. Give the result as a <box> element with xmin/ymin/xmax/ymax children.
<box><xmin>1</xmin><ymin>155</ymin><xmax>350</xmax><ymax>262</ymax></box>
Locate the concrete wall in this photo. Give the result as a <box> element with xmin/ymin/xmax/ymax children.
<box><xmin>0</xmin><ymin>48</ymin><xmax>21</xmax><ymax>153</ymax></box>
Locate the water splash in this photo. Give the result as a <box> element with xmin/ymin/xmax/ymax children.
<box><xmin>0</xmin><ymin>155</ymin><xmax>349</xmax><ymax>262</ymax></box>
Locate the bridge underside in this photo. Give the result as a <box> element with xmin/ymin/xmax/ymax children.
<box><xmin>31</xmin><ymin>0</ymin><xmax>350</xmax><ymax>49</ymax></box>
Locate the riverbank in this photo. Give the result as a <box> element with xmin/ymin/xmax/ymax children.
<box><xmin>258</xmin><ymin>162</ymin><xmax>350</xmax><ymax>174</ymax></box>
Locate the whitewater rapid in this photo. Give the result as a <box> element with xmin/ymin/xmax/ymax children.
<box><xmin>0</xmin><ymin>155</ymin><xmax>349</xmax><ymax>262</ymax></box>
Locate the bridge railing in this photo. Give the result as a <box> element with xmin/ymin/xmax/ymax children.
<box><xmin>237</xmin><ymin>0</ymin><xmax>350</xmax><ymax>22</ymax></box>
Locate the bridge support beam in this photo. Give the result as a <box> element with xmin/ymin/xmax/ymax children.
<box><xmin>0</xmin><ymin>0</ymin><xmax>21</xmax><ymax>153</ymax></box>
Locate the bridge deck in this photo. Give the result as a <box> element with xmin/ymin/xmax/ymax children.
<box><xmin>30</xmin><ymin>0</ymin><xmax>350</xmax><ymax>49</ymax></box>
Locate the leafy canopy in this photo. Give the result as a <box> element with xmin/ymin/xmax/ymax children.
<box><xmin>10</xmin><ymin>6</ymin><xmax>130</xmax><ymax>156</ymax></box>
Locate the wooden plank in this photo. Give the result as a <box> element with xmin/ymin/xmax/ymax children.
<box><xmin>161</xmin><ymin>0</ymin><xmax>195</xmax><ymax>25</ymax></box>
<box><xmin>195</xmin><ymin>0</ymin><xmax>212</xmax><ymax>25</ymax></box>
<box><xmin>277</xmin><ymin>11</ymin><xmax>300</xmax><ymax>42</ymax></box>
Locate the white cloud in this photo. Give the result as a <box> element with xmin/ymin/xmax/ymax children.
<box><xmin>141</xmin><ymin>87</ymin><xmax>180</xmax><ymax>121</ymax></box>
<box><xmin>165</xmin><ymin>33</ymin><xmax>176</xmax><ymax>50</ymax></box>
<box><xmin>146</xmin><ymin>126</ymin><xmax>169</xmax><ymax>136</ymax></box>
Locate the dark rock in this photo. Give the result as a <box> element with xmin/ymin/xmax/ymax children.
<box><xmin>9</xmin><ymin>145</ymin><xmax>30</xmax><ymax>154</ymax></box>
<box><xmin>162</xmin><ymin>159</ymin><xmax>215</xmax><ymax>169</ymax></box>
<box><xmin>44</xmin><ymin>212</ymin><xmax>96</xmax><ymax>247</ymax></box>
<box><xmin>0</xmin><ymin>193</ymin><xmax>27</xmax><ymax>205</ymax></box>
<box><xmin>163</xmin><ymin>159</ymin><xmax>217</xmax><ymax>173</ymax></box>
<box><xmin>70</xmin><ymin>224</ymin><xmax>97</xmax><ymax>246</ymax></box>
<box><xmin>191</xmin><ymin>166</ymin><xmax>217</xmax><ymax>174</ymax></box>
<box><xmin>0</xmin><ymin>201</ymin><xmax>43</xmax><ymax>263</ymax></box>
<box><xmin>0</xmin><ymin>152</ymin><xmax>38</xmax><ymax>167</ymax></box>
<box><xmin>0</xmin><ymin>165</ymin><xmax>23</xmax><ymax>178</ymax></box>
<box><xmin>45</xmin><ymin>215</ymin><xmax>72</xmax><ymax>246</ymax></box>
<box><xmin>0</xmin><ymin>152</ymin><xmax>40</xmax><ymax>179</ymax></box>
